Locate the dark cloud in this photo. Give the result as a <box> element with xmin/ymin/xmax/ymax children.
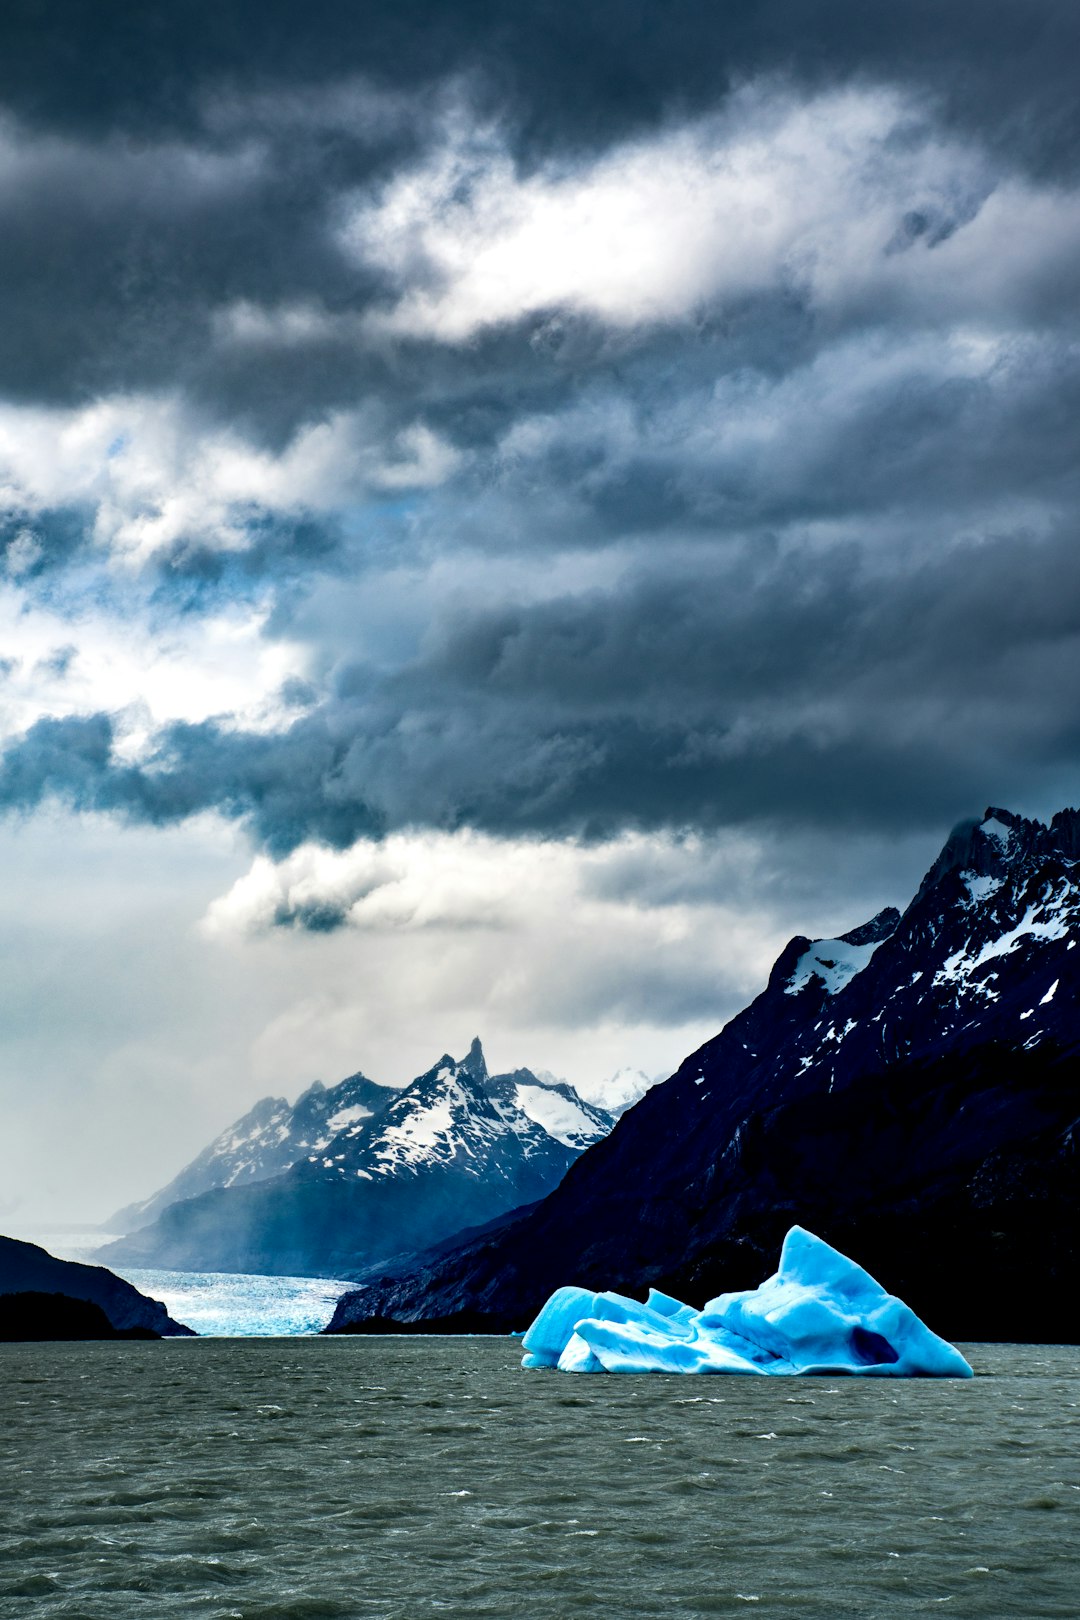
<box><xmin>0</xmin><ymin>0</ymin><xmax>1076</xmax><ymax>920</ymax></box>
<box><xmin>2</xmin><ymin>2</ymin><xmax>1078</xmax><ymax>180</ymax></box>
<box><xmin>0</xmin><ymin>122</ymin><xmax>396</xmax><ymax>411</ymax></box>
<box><xmin>2</xmin><ymin>522</ymin><xmax>1079</xmax><ymax>881</ymax></box>
<box><xmin>0</xmin><ymin>2</ymin><xmax>1074</xmax><ymax>431</ymax></box>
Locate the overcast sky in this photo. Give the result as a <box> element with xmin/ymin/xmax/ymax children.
<box><xmin>1</xmin><ymin>1</ymin><xmax>1078</xmax><ymax>1227</ymax></box>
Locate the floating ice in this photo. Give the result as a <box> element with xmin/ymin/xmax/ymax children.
<box><xmin>521</xmin><ymin>1227</ymin><xmax>973</xmax><ymax>1377</ymax></box>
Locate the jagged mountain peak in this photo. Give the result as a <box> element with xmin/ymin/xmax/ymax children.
<box><xmin>778</xmin><ymin>905</ymin><xmax>904</xmax><ymax>1001</ymax></box>
<box><xmin>1049</xmin><ymin>807</ymin><xmax>1080</xmax><ymax>857</ymax></box>
<box><xmin>914</xmin><ymin>804</ymin><xmax>1080</xmax><ymax>903</ymax></box>
<box><xmin>301</xmin><ymin>1039</ymin><xmax>614</xmax><ymax>1183</ymax></box>
<box><xmin>766</xmin><ymin>803</ymin><xmax>1080</xmax><ymax>1071</ymax></box>
<box><xmin>839</xmin><ymin>906</ymin><xmax>901</xmax><ymax>947</ymax></box>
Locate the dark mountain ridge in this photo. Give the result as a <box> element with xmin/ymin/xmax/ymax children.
<box><xmin>0</xmin><ymin>1234</ymin><xmax>193</xmax><ymax>1335</ymax></box>
<box><xmin>326</xmin><ymin>806</ymin><xmax>1080</xmax><ymax>1341</ymax></box>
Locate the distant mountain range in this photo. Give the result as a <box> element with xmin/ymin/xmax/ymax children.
<box><xmin>326</xmin><ymin>806</ymin><xmax>1080</xmax><ymax>1342</ymax></box>
<box><xmin>100</xmin><ymin>1039</ymin><xmax>620</xmax><ymax>1276</ymax></box>
<box><xmin>109</xmin><ymin>1070</ymin><xmax>397</xmax><ymax>1233</ymax></box>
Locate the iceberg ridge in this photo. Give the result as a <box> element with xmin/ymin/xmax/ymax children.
<box><xmin>521</xmin><ymin>1227</ymin><xmax>973</xmax><ymax>1378</ymax></box>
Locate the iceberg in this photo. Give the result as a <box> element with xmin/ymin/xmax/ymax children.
<box><xmin>521</xmin><ymin>1227</ymin><xmax>973</xmax><ymax>1377</ymax></box>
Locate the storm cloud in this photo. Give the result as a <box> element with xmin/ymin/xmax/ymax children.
<box><xmin>0</xmin><ymin>23</ymin><xmax>1076</xmax><ymax>866</ymax></box>
<box><xmin>3</xmin><ymin>518</ymin><xmax>1079</xmax><ymax>863</ymax></box>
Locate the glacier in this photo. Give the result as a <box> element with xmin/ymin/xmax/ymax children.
<box><xmin>118</xmin><ymin>1267</ymin><xmax>355</xmax><ymax>1336</ymax></box>
<box><xmin>521</xmin><ymin>1227</ymin><xmax>973</xmax><ymax>1377</ymax></box>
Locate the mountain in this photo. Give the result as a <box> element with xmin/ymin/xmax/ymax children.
<box><xmin>0</xmin><ymin>1293</ymin><xmax>160</xmax><ymax>1341</ymax></box>
<box><xmin>109</xmin><ymin>1069</ymin><xmax>397</xmax><ymax>1233</ymax></box>
<box><xmin>99</xmin><ymin>1039</ymin><xmax>617</xmax><ymax>1276</ymax></box>
<box><xmin>538</xmin><ymin>1065</ymin><xmax>660</xmax><ymax>1116</ymax></box>
<box><xmin>0</xmin><ymin>1234</ymin><xmax>193</xmax><ymax>1335</ymax></box>
<box><xmin>325</xmin><ymin>806</ymin><xmax>1080</xmax><ymax>1342</ymax></box>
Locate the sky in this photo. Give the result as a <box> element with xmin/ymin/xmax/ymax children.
<box><xmin>1</xmin><ymin>1</ymin><xmax>1078</xmax><ymax>1226</ymax></box>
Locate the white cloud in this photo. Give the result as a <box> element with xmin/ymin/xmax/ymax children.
<box><xmin>0</xmin><ymin>583</ymin><xmax>305</xmax><ymax>747</ymax></box>
<box><xmin>0</xmin><ymin>394</ymin><xmax>462</xmax><ymax>564</ymax></box>
<box><xmin>343</xmin><ymin>84</ymin><xmax>1080</xmax><ymax>342</ymax></box>
<box><xmin>203</xmin><ymin>825</ymin><xmax>786</xmax><ymax>1026</ymax></box>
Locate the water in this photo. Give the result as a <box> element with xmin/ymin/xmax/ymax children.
<box><xmin>1</xmin><ymin>1339</ymin><xmax>1077</xmax><ymax>1618</ymax></box>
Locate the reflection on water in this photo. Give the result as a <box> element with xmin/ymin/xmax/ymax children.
<box><xmin>1</xmin><ymin>1339</ymin><xmax>1078</xmax><ymax>1619</ymax></box>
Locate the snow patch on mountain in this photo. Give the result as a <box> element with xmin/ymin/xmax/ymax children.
<box><xmin>936</xmin><ymin>882</ymin><xmax>1076</xmax><ymax>992</ymax></box>
<box><xmin>540</xmin><ymin>1064</ymin><xmax>660</xmax><ymax>1116</ymax></box>
<box><xmin>513</xmin><ymin>1083</ymin><xmax>601</xmax><ymax>1147</ymax></box>
<box><xmin>370</xmin><ymin>1086</ymin><xmax>460</xmax><ymax>1175</ymax></box>
<box><xmin>786</xmin><ymin>937</ymin><xmax>881</xmax><ymax>996</ymax></box>
<box><xmin>962</xmin><ymin>872</ymin><xmax>1003</xmax><ymax>904</ymax></box>
<box><xmin>324</xmin><ymin>1104</ymin><xmax>376</xmax><ymax>1134</ymax></box>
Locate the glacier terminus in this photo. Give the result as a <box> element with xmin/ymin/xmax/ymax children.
<box><xmin>521</xmin><ymin>1227</ymin><xmax>973</xmax><ymax>1377</ymax></box>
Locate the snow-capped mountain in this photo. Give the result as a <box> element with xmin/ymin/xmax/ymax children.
<box><xmin>291</xmin><ymin>1038</ymin><xmax>613</xmax><ymax>1194</ymax></box>
<box><xmin>100</xmin><ymin>1040</ymin><xmax>616</xmax><ymax>1276</ymax></box>
<box><xmin>327</xmin><ymin>806</ymin><xmax>1080</xmax><ymax>1341</ymax></box>
<box><xmin>537</xmin><ymin>1065</ymin><xmax>660</xmax><ymax>1116</ymax></box>
<box><xmin>109</xmin><ymin>1070</ymin><xmax>397</xmax><ymax>1233</ymax></box>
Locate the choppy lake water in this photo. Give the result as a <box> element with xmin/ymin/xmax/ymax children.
<box><xmin>1</xmin><ymin>1339</ymin><xmax>1077</xmax><ymax>1619</ymax></box>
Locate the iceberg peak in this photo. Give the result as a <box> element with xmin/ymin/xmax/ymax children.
<box><xmin>521</xmin><ymin>1227</ymin><xmax>973</xmax><ymax>1378</ymax></box>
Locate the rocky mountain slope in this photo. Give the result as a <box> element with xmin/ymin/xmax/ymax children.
<box><xmin>109</xmin><ymin>1070</ymin><xmax>396</xmax><ymax>1233</ymax></box>
<box><xmin>0</xmin><ymin>1234</ymin><xmax>193</xmax><ymax>1335</ymax></box>
<box><xmin>326</xmin><ymin>806</ymin><xmax>1080</xmax><ymax>1342</ymax></box>
<box><xmin>100</xmin><ymin>1040</ymin><xmax>617</xmax><ymax>1276</ymax></box>
<box><xmin>0</xmin><ymin>1292</ymin><xmax>161</xmax><ymax>1340</ymax></box>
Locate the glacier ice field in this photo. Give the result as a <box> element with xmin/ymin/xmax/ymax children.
<box><xmin>119</xmin><ymin>1267</ymin><xmax>355</xmax><ymax>1336</ymax></box>
<box><xmin>522</xmin><ymin>1226</ymin><xmax>974</xmax><ymax>1377</ymax></box>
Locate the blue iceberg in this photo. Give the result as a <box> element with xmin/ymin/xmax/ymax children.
<box><xmin>521</xmin><ymin>1227</ymin><xmax>973</xmax><ymax>1377</ymax></box>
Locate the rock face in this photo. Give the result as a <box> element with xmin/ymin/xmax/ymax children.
<box><xmin>326</xmin><ymin>806</ymin><xmax>1080</xmax><ymax>1343</ymax></box>
<box><xmin>100</xmin><ymin>1040</ymin><xmax>617</xmax><ymax>1277</ymax></box>
<box><xmin>109</xmin><ymin>1070</ymin><xmax>397</xmax><ymax>1233</ymax></box>
<box><xmin>0</xmin><ymin>1291</ymin><xmax>161</xmax><ymax>1340</ymax></box>
<box><xmin>0</xmin><ymin>1235</ymin><xmax>193</xmax><ymax>1335</ymax></box>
